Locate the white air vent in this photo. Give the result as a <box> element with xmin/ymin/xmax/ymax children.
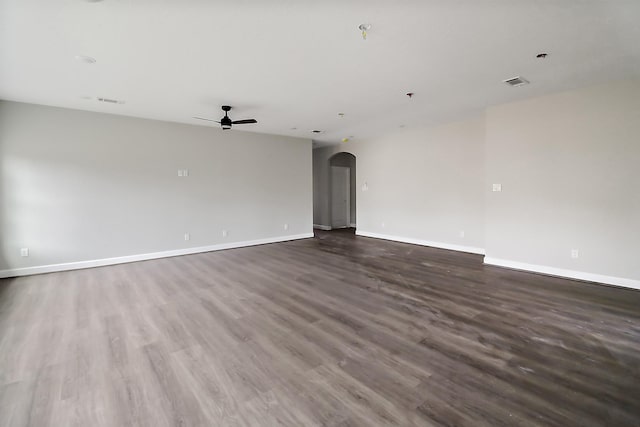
<box><xmin>97</xmin><ymin>97</ymin><xmax>125</xmax><ymax>104</ymax></box>
<box><xmin>503</xmin><ymin>76</ymin><xmax>529</xmax><ymax>87</ymax></box>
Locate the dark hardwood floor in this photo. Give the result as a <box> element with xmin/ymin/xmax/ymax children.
<box><xmin>1</xmin><ymin>229</ymin><xmax>639</xmax><ymax>426</ymax></box>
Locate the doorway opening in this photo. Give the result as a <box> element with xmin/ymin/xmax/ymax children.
<box><xmin>329</xmin><ymin>152</ymin><xmax>356</xmax><ymax>230</ymax></box>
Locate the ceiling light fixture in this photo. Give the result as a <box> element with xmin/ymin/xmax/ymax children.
<box><xmin>75</xmin><ymin>54</ymin><xmax>96</xmax><ymax>64</ymax></box>
<box><xmin>358</xmin><ymin>24</ymin><xmax>371</xmax><ymax>40</ymax></box>
<box><xmin>193</xmin><ymin>105</ymin><xmax>257</xmax><ymax>130</ymax></box>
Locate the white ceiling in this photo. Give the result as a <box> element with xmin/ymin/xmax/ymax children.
<box><xmin>1</xmin><ymin>0</ymin><xmax>639</xmax><ymax>145</ymax></box>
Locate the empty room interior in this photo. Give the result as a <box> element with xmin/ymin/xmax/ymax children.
<box><xmin>1</xmin><ymin>1</ymin><xmax>639</xmax><ymax>426</ymax></box>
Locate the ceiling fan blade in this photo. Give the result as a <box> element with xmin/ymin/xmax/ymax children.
<box><xmin>231</xmin><ymin>119</ymin><xmax>257</xmax><ymax>125</ymax></box>
<box><xmin>193</xmin><ymin>116</ymin><xmax>220</xmax><ymax>123</ymax></box>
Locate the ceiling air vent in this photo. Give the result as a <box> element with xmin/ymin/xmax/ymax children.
<box><xmin>97</xmin><ymin>97</ymin><xmax>125</xmax><ymax>104</ymax></box>
<box><xmin>503</xmin><ymin>76</ymin><xmax>529</xmax><ymax>87</ymax></box>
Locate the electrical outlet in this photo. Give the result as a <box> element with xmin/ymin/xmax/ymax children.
<box><xmin>571</xmin><ymin>249</ymin><xmax>579</xmax><ymax>259</ymax></box>
<box><xmin>20</xmin><ymin>248</ymin><xmax>29</xmax><ymax>257</ymax></box>
<box><xmin>184</xmin><ymin>233</ymin><xmax>190</xmax><ymax>241</ymax></box>
<box><xmin>222</xmin><ymin>230</ymin><xmax>228</xmax><ymax>238</ymax></box>
<box><xmin>177</xmin><ymin>169</ymin><xmax>183</xmax><ymax>177</ymax></box>
<box><xmin>459</xmin><ymin>230</ymin><xmax>465</xmax><ymax>238</ymax></box>
<box><xmin>492</xmin><ymin>183</ymin><xmax>502</xmax><ymax>192</ymax></box>
<box><xmin>284</xmin><ymin>223</ymin><xmax>289</xmax><ymax>231</ymax></box>
<box><xmin>183</xmin><ymin>169</ymin><xmax>189</xmax><ymax>177</ymax></box>
<box><xmin>381</xmin><ymin>222</ymin><xmax>385</xmax><ymax>228</ymax></box>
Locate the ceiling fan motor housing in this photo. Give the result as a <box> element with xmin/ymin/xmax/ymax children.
<box><xmin>221</xmin><ymin>115</ymin><xmax>232</xmax><ymax>130</ymax></box>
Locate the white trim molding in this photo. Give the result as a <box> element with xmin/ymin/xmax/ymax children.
<box><xmin>313</xmin><ymin>224</ymin><xmax>332</xmax><ymax>231</ymax></box>
<box><xmin>356</xmin><ymin>230</ymin><xmax>485</xmax><ymax>255</ymax></box>
<box><xmin>0</xmin><ymin>233</ymin><xmax>314</xmax><ymax>278</ymax></box>
<box><xmin>349</xmin><ymin>223</ymin><xmax>357</xmax><ymax>228</ymax></box>
<box><xmin>483</xmin><ymin>257</ymin><xmax>640</xmax><ymax>291</ymax></box>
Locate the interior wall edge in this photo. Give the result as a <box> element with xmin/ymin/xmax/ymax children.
<box><xmin>355</xmin><ymin>230</ymin><xmax>485</xmax><ymax>255</ymax></box>
<box><xmin>0</xmin><ymin>233</ymin><xmax>314</xmax><ymax>279</ymax></box>
<box><xmin>484</xmin><ymin>257</ymin><xmax>640</xmax><ymax>291</ymax></box>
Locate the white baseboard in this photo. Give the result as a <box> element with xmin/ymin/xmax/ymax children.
<box><xmin>313</xmin><ymin>224</ymin><xmax>332</xmax><ymax>231</ymax></box>
<box><xmin>355</xmin><ymin>230</ymin><xmax>485</xmax><ymax>255</ymax></box>
<box><xmin>484</xmin><ymin>257</ymin><xmax>640</xmax><ymax>291</ymax></box>
<box><xmin>0</xmin><ymin>233</ymin><xmax>314</xmax><ymax>279</ymax></box>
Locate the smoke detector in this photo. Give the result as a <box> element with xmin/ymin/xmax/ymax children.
<box><xmin>503</xmin><ymin>76</ymin><xmax>530</xmax><ymax>87</ymax></box>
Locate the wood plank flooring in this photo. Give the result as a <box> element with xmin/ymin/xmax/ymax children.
<box><xmin>1</xmin><ymin>229</ymin><xmax>639</xmax><ymax>426</ymax></box>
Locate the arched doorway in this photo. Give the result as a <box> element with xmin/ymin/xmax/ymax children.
<box><xmin>329</xmin><ymin>152</ymin><xmax>356</xmax><ymax>229</ymax></box>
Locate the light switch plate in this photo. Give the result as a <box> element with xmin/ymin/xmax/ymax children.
<box><xmin>492</xmin><ymin>183</ymin><xmax>502</xmax><ymax>192</ymax></box>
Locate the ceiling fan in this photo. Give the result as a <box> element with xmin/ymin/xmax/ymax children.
<box><xmin>193</xmin><ymin>106</ymin><xmax>257</xmax><ymax>130</ymax></box>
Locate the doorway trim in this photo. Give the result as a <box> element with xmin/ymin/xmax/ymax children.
<box><xmin>328</xmin><ymin>152</ymin><xmax>356</xmax><ymax>230</ymax></box>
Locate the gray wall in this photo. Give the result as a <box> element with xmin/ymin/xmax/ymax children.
<box><xmin>0</xmin><ymin>101</ymin><xmax>312</xmax><ymax>272</ymax></box>
<box><xmin>354</xmin><ymin>116</ymin><xmax>485</xmax><ymax>251</ymax></box>
<box><xmin>485</xmin><ymin>79</ymin><xmax>640</xmax><ymax>280</ymax></box>
<box><xmin>313</xmin><ymin>117</ymin><xmax>485</xmax><ymax>251</ymax></box>
<box><xmin>312</xmin><ymin>78</ymin><xmax>640</xmax><ymax>285</ymax></box>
